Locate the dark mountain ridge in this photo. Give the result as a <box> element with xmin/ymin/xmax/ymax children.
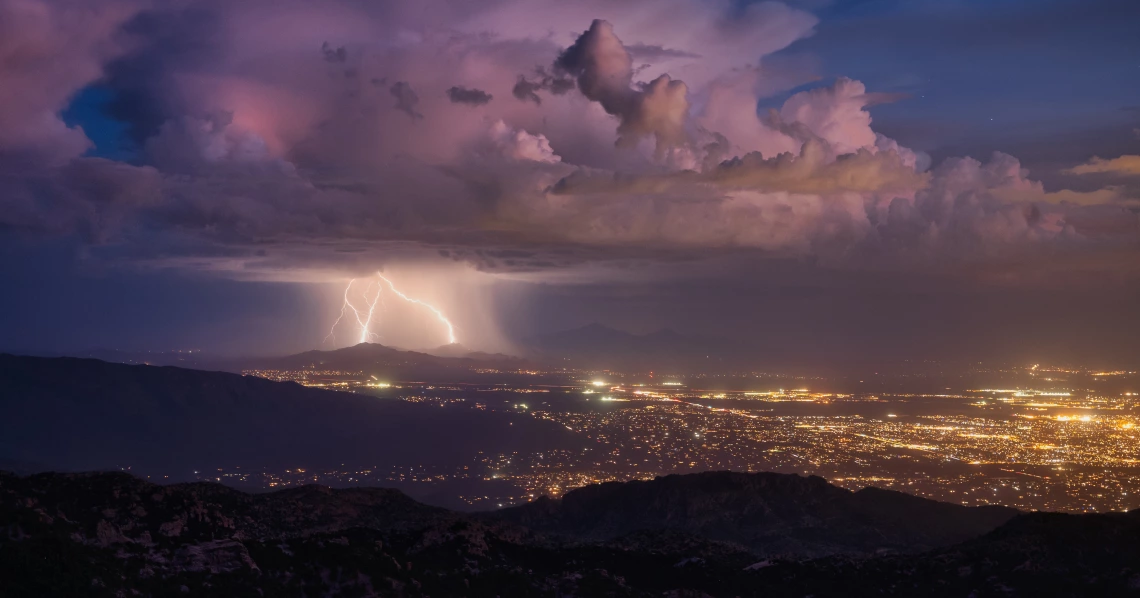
<box><xmin>246</xmin><ymin>342</ymin><xmax>544</xmax><ymax>382</ymax></box>
<box><xmin>0</xmin><ymin>353</ymin><xmax>581</xmax><ymax>481</ymax></box>
<box><xmin>21</xmin><ymin>342</ymin><xmax>537</xmax><ymax>378</ymax></box>
<box><xmin>3</xmin><ymin>470</ymin><xmax>1139</xmax><ymax>597</ymax></box>
<box><xmin>249</xmin><ymin>342</ymin><xmax>482</xmax><ymax>371</ymax></box>
<box><xmin>5</xmin><ymin>353</ymin><xmax>1140</xmax><ymax>594</ymax></box>
<box><xmin>490</xmin><ymin>470</ymin><xmax>1018</xmax><ymax>557</ymax></box>
<box><xmin>423</xmin><ymin>343</ymin><xmax>522</xmax><ymax>361</ymax></box>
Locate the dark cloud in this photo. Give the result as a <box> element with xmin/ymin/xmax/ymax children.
<box><xmin>0</xmin><ymin>0</ymin><xmax>1135</xmax><ymax>335</ymax></box>
<box><xmin>555</xmin><ymin>20</ymin><xmax>690</xmax><ymax>154</ymax></box>
<box><xmin>446</xmin><ymin>86</ymin><xmax>493</xmax><ymax>106</ymax></box>
<box><xmin>389</xmin><ymin>81</ymin><xmax>423</xmax><ymax>121</ymax></box>
<box><xmin>0</xmin><ymin>0</ymin><xmax>1135</xmax><ymax>363</ymax></box>
<box><xmin>511</xmin><ymin>68</ymin><xmax>574</xmax><ymax>105</ymax></box>
<box><xmin>321</xmin><ymin>42</ymin><xmax>347</xmax><ymax>64</ymax></box>
<box><xmin>101</xmin><ymin>6</ymin><xmax>227</xmax><ymax>146</ymax></box>
<box><xmin>0</xmin><ymin>158</ymin><xmax>161</xmax><ymax>243</ymax></box>
<box><xmin>511</xmin><ymin>76</ymin><xmax>543</xmax><ymax>104</ymax></box>
<box><xmin>625</xmin><ymin>43</ymin><xmax>701</xmax><ymax>61</ymax></box>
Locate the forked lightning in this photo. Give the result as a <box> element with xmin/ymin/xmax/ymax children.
<box><xmin>325</xmin><ymin>273</ymin><xmax>456</xmax><ymax>346</ymax></box>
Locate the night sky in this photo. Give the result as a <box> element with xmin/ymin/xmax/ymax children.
<box><xmin>1</xmin><ymin>0</ymin><xmax>1138</xmax><ymax>363</ymax></box>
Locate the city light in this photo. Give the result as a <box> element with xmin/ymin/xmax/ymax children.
<box><xmin>235</xmin><ymin>364</ymin><xmax>1140</xmax><ymax>513</ymax></box>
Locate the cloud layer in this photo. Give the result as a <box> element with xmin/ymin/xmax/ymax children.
<box><xmin>0</xmin><ymin>0</ymin><xmax>1136</xmax><ymax>284</ymax></box>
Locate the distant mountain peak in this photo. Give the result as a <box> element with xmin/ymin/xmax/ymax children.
<box><xmin>425</xmin><ymin>343</ymin><xmax>472</xmax><ymax>358</ymax></box>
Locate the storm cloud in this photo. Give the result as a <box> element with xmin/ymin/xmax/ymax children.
<box><xmin>0</xmin><ymin>0</ymin><xmax>1136</xmax><ymax>288</ymax></box>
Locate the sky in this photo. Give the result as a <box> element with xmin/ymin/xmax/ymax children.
<box><xmin>1</xmin><ymin>0</ymin><xmax>1138</xmax><ymax>364</ymax></box>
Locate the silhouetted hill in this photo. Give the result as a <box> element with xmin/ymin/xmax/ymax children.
<box><xmin>490</xmin><ymin>471</ymin><xmax>1019</xmax><ymax>557</ymax></box>
<box><xmin>422</xmin><ymin>343</ymin><xmax>522</xmax><ymax>362</ymax></box>
<box><xmin>249</xmin><ymin>342</ymin><xmax>535</xmax><ymax>378</ymax></box>
<box><xmin>13</xmin><ymin>348</ymin><xmax>235</xmax><ymax>371</ymax></box>
<box><xmin>0</xmin><ymin>354</ymin><xmax>581</xmax><ymax>480</ymax></box>
<box><xmin>2</xmin><ymin>470</ymin><xmax>1138</xmax><ymax>597</ymax></box>
<box><xmin>1</xmin><ymin>471</ymin><xmax>452</xmax><ymax>538</ymax></box>
<box><xmin>254</xmin><ymin>342</ymin><xmax>447</xmax><ymax>370</ymax></box>
<box><xmin>749</xmin><ymin>509</ymin><xmax>1140</xmax><ymax>596</ymax></box>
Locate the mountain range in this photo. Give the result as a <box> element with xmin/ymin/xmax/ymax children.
<box><xmin>3</xmin><ymin>470</ymin><xmax>1138</xmax><ymax>597</ymax></box>
<box><xmin>0</xmin><ymin>354</ymin><xmax>579</xmax><ymax>488</ymax></box>
<box><xmin>20</xmin><ymin>322</ymin><xmax>725</xmax><ymax>375</ymax></box>
<box><xmin>3</xmin><ymin>352</ymin><xmax>1140</xmax><ymax>595</ymax></box>
<box><xmin>239</xmin><ymin>342</ymin><xmax>539</xmax><ymax>381</ymax></box>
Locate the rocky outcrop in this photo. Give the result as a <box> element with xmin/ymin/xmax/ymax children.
<box><xmin>173</xmin><ymin>539</ymin><xmax>258</xmax><ymax>573</ymax></box>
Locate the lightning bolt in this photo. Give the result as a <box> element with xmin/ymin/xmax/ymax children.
<box><xmin>375</xmin><ymin>272</ymin><xmax>458</xmax><ymax>345</ymax></box>
<box><xmin>324</xmin><ymin>278</ymin><xmax>383</xmax><ymax>345</ymax></box>
<box><xmin>352</xmin><ymin>280</ymin><xmax>383</xmax><ymax>344</ymax></box>
<box><xmin>323</xmin><ymin>278</ymin><xmax>355</xmax><ymax>345</ymax></box>
<box><xmin>325</xmin><ymin>274</ymin><xmax>458</xmax><ymax>346</ymax></box>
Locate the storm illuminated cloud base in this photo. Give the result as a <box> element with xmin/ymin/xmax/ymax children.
<box><xmin>0</xmin><ymin>0</ymin><xmax>1137</xmax><ymax>286</ymax></box>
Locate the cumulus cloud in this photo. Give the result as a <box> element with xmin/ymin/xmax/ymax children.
<box><xmin>696</xmin><ymin>67</ymin><xmax>803</xmax><ymax>160</ymax></box>
<box><xmin>555</xmin><ymin>20</ymin><xmax>691</xmax><ymax>155</ymax></box>
<box><xmin>515</xmin><ymin>186</ymin><xmax>870</xmax><ymax>253</ymax></box>
<box><xmin>0</xmin><ymin>0</ymin><xmax>1134</xmax><ymax>283</ymax></box>
<box><xmin>488</xmin><ymin>121</ymin><xmax>561</xmax><ymax>164</ymax></box>
<box><xmin>551</xmin><ymin>138</ymin><xmax>925</xmax><ymax>197</ymax></box>
<box><xmin>778</xmin><ymin>77</ymin><xmax>877</xmax><ymax>155</ymax></box>
<box><xmin>710</xmin><ymin>141</ymin><xmax>924</xmax><ymax>194</ymax></box>
<box><xmin>1065</xmin><ymin>155</ymin><xmax>1140</xmax><ymax>176</ymax></box>
<box><xmin>862</xmin><ymin>151</ymin><xmax>1128</xmax><ymax>264</ymax></box>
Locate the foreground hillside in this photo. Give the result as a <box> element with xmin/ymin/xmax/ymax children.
<box><xmin>4</xmin><ymin>471</ymin><xmax>1139</xmax><ymax>597</ymax></box>
<box><xmin>492</xmin><ymin>470</ymin><xmax>1017</xmax><ymax>557</ymax></box>
<box><xmin>0</xmin><ymin>354</ymin><xmax>579</xmax><ymax>479</ymax></box>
